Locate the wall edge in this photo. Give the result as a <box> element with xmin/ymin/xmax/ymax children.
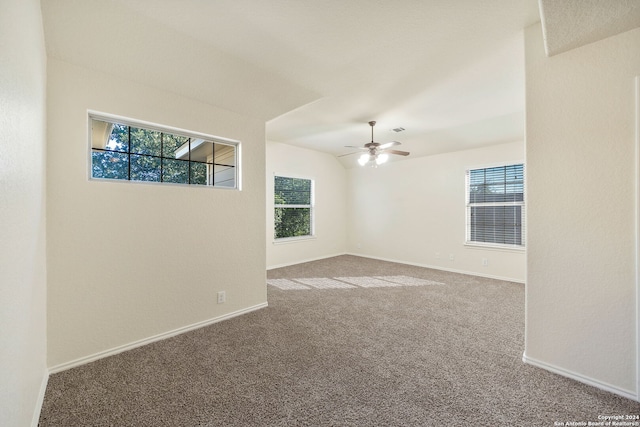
<box><xmin>48</xmin><ymin>302</ymin><xmax>268</xmax><ymax>374</ymax></box>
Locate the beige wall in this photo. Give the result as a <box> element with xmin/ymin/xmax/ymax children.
<box><xmin>347</xmin><ymin>141</ymin><xmax>526</xmax><ymax>283</ymax></box>
<box><xmin>0</xmin><ymin>0</ymin><xmax>48</xmax><ymax>425</ymax></box>
<box><xmin>47</xmin><ymin>59</ymin><xmax>267</xmax><ymax>369</ymax></box>
<box><xmin>266</xmin><ymin>141</ymin><xmax>347</xmax><ymax>268</ymax></box>
<box><xmin>525</xmin><ymin>23</ymin><xmax>640</xmax><ymax>398</ymax></box>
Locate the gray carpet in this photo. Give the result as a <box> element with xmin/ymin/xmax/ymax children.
<box><xmin>39</xmin><ymin>255</ymin><xmax>639</xmax><ymax>426</ymax></box>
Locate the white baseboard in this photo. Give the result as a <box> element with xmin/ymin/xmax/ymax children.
<box><xmin>48</xmin><ymin>302</ymin><xmax>268</xmax><ymax>374</ymax></box>
<box><xmin>267</xmin><ymin>252</ymin><xmax>347</xmax><ymax>270</ymax></box>
<box><xmin>522</xmin><ymin>353</ymin><xmax>638</xmax><ymax>402</ymax></box>
<box><xmin>31</xmin><ymin>369</ymin><xmax>49</xmax><ymax>427</ymax></box>
<box><xmin>345</xmin><ymin>252</ymin><xmax>525</xmax><ymax>284</ymax></box>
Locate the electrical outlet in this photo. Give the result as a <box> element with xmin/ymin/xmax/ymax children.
<box><xmin>482</xmin><ymin>258</ymin><xmax>489</xmax><ymax>267</ymax></box>
<box><xmin>435</xmin><ymin>252</ymin><xmax>440</xmax><ymax>259</ymax></box>
<box><xmin>449</xmin><ymin>254</ymin><xmax>455</xmax><ymax>261</ymax></box>
<box><xmin>217</xmin><ymin>291</ymin><xmax>226</xmax><ymax>304</ymax></box>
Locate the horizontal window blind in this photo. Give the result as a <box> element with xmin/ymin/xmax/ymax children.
<box><xmin>466</xmin><ymin>164</ymin><xmax>524</xmax><ymax>247</ymax></box>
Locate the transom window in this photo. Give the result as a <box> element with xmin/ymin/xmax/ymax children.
<box><xmin>274</xmin><ymin>176</ymin><xmax>314</xmax><ymax>240</ymax></box>
<box><xmin>466</xmin><ymin>164</ymin><xmax>525</xmax><ymax>248</ymax></box>
<box><xmin>89</xmin><ymin>114</ymin><xmax>238</xmax><ymax>188</ymax></box>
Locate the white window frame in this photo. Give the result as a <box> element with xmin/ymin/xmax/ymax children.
<box><xmin>465</xmin><ymin>163</ymin><xmax>525</xmax><ymax>251</ymax></box>
<box><xmin>88</xmin><ymin>111</ymin><xmax>241</xmax><ymax>190</ymax></box>
<box><xmin>273</xmin><ymin>175</ymin><xmax>315</xmax><ymax>243</ymax></box>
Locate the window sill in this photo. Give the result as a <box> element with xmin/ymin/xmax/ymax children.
<box><xmin>464</xmin><ymin>242</ymin><xmax>525</xmax><ymax>253</ymax></box>
<box><xmin>273</xmin><ymin>236</ymin><xmax>317</xmax><ymax>245</ymax></box>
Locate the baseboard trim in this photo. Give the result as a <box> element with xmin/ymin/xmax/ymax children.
<box><xmin>522</xmin><ymin>353</ymin><xmax>638</xmax><ymax>402</ymax></box>
<box><xmin>345</xmin><ymin>252</ymin><xmax>525</xmax><ymax>284</ymax></box>
<box><xmin>31</xmin><ymin>369</ymin><xmax>49</xmax><ymax>427</ymax></box>
<box><xmin>267</xmin><ymin>252</ymin><xmax>347</xmax><ymax>270</ymax></box>
<box><xmin>48</xmin><ymin>302</ymin><xmax>268</xmax><ymax>374</ymax></box>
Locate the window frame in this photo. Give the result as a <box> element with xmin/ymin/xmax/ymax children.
<box><xmin>273</xmin><ymin>174</ymin><xmax>315</xmax><ymax>243</ymax></box>
<box><xmin>88</xmin><ymin>111</ymin><xmax>241</xmax><ymax>190</ymax></box>
<box><xmin>465</xmin><ymin>163</ymin><xmax>525</xmax><ymax>251</ymax></box>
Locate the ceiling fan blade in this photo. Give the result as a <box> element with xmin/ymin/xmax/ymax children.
<box><xmin>337</xmin><ymin>151</ymin><xmax>362</xmax><ymax>158</ymax></box>
<box><xmin>378</xmin><ymin>141</ymin><xmax>400</xmax><ymax>150</ymax></box>
<box><xmin>384</xmin><ymin>149</ymin><xmax>410</xmax><ymax>156</ymax></box>
<box><xmin>346</xmin><ymin>122</ymin><xmax>409</xmax><ymax>160</ymax></box>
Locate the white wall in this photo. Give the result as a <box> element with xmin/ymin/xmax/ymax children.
<box><xmin>347</xmin><ymin>142</ymin><xmax>526</xmax><ymax>282</ymax></box>
<box><xmin>47</xmin><ymin>59</ymin><xmax>267</xmax><ymax>369</ymax></box>
<box><xmin>0</xmin><ymin>0</ymin><xmax>48</xmax><ymax>425</ymax></box>
<box><xmin>266</xmin><ymin>141</ymin><xmax>347</xmax><ymax>268</ymax></box>
<box><xmin>524</xmin><ymin>23</ymin><xmax>640</xmax><ymax>398</ymax></box>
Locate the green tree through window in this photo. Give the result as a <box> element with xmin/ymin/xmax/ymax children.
<box><xmin>90</xmin><ymin>116</ymin><xmax>237</xmax><ymax>188</ymax></box>
<box><xmin>274</xmin><ymin>176</ymin><xmax>313</xmax><ymax>239</ymax></box>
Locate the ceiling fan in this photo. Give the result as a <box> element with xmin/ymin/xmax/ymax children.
<box><xmin>340</xmin><ymin>121</ymin><xmax>410</xmax><ymax>166</ymax></box>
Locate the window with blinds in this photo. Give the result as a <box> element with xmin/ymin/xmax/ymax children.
<box><xmin>274</xmin><ymin>176</ymin><xmax>314</xmax><ymax>240</ymax></box>
<box><xmin>466</xmin><ymin>164</ymin><xmax>525</xmax><ymax>248</ymax></box>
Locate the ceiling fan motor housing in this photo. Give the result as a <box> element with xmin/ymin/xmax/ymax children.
<box><xmin>341</xmin><ymin>120</ymin><xmax>409</xmax><ymax>164</ymax></box>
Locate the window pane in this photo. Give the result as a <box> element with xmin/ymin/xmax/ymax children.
<box><xmin>469</xmin><ymin>184</ymin><xmax>485</xmax><ymax>203</ymax></box>
<box><xmin>275</xmin><ymin>207</ymin><xmax>311</xmax><ymax>238</ymax></box>
<box><xmin>162</xmin><ymin>134</ymin><xmax>189</xmax><ymax>159</ymax></box>
<box><xmin>484</xmin><ymin>167</ymin><xmax>505</xmax><ymax>183</ymax></box>
<box><xmin>91</xmin><ymin>150</ymin><xmax>128</xmax><ymax>180</ymax></box>
<box><xmin>131</xmin><ymin>154</ymin><xmax>161</xmax><ymax>182</ymax></box>
<box><xmin>107</xmin><ymin>123</ymin><xmax>129</xmax><ymax>152</ymax></box>
<box><xmin>213</xmin><ymin>164</ymin><xmax>235</xmax><ymax>187</ymax></box>
<box><xmin>469</xmin><ymin>167</ymin><xmax>523</xmax><ymax>203</ymax></box>
<box><xmin>470</xmin><ymin>206</ymin><xmax>522</xmax><ymax>245</ymax></box>
<box><xmin>91</xmin><ymin>119</ymin><xmax>128</xmax><ymax>152</ymax></box>
<box><xmin>505</xmin><ymin>164</ymin><xmax>522</xmax><ymax>181</ymax></box>
<box><xmin>213</xmin><ymin>143</ymin><xmax>236</xmax><ymax>187</ymax></box>
<box><xmin>130</xmin><ymin>127</ymin><xmax>161</xmax><ymax>156</ymax></box>
<box><xmin>162</xmin><ymin>159</ymin><xmax>189</xmax><ymax>184</ymax></box>
<box><xmin>275</xmin><ymin>176</ymin><xmax>311</xmax><ymax>205</ymax></box>
<box><xmin>190</xmin><ymin>161</ymin><xmax>208</xmax><ymax>185</ymax></box>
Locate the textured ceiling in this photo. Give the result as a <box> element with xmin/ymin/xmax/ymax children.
<box><xmin>540</xmin><ymin>0</ymin><xmax>640</xmax><ymax>56</ymax></box>
<box><xmin>42</xmin><ymin>0</ymin><xmax>541</xmax><ymax>167</ymax></box>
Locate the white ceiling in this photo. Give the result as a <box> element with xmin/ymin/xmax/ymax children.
<box><xmin>42</xmin><ymin>0</ymin><xmax>541</xmax><ymax>167</ymax></box>
<box><xmin>540</xmin><ymin>0</ymin><xmax>640</xmax><ymax>56</ymax></box>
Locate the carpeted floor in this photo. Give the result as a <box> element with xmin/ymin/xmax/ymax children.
<box><xmin>39</xmin><ymin>255</ymin><xmax>639</xmax><ymax>426</ymax></box>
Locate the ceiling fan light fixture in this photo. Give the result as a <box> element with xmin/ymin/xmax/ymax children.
<box><xmin>347</xmin><ymin>120</ymin><xmax>410</xmax><ymax>167</ymax></box>
<box><xmin>376</xmin><ymin>153</ymin><xmax>389</xmax><ymax>165</ymax></box>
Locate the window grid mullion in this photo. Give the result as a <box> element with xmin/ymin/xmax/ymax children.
<box><xmin>127</xmin><ymin>126</ymin><xmax>131</xmax><ymax>180</ymax></box>
<box><xmin>160</xmin><ymin>133</ymin><xmax>164</xmax><ymax>183</ymax></box>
